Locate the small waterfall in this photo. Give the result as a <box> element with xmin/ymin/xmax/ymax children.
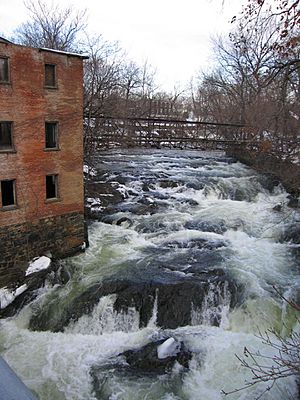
<box><xmin>191</xmin><ymin>281</ymin><xmax>231</xmax><ymax>329</ymax></box>
<box><xmin>65</xmin><ymin>294</ymin><xmax>140</xmax><ymax>335</ymax></box>
<box><xmin>147</xmin><ymin>289</ymin><xmax>159</xmax><ymax>328</ymax></box>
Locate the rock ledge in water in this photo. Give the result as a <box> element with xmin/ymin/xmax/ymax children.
<box><xmin>120</xmin><ymin>338</ymin><xmax>192</xmax><ymax>374</ymax></box>
<box><xmin>28</xmin><ymin>269</ymin><xmax>241</xmax><ymax>332</ymax></box>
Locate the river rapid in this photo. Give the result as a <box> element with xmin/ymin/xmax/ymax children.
<box><xmin>0</xmin><ymin>149</ymin><xmax>299</xmax><ymax>400</ymax></box>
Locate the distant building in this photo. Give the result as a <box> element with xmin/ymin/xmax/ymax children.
<box><xmin>0</xmin><ymin>37</ymin><xmax>88</xmax><ymax>287</ymax></box>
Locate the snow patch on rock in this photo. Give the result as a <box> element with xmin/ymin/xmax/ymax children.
<box><xmin>83</xmin><ymin>165</ymin><xmax>97</xmax><ymax>176</ymax></box>
<box><xmin>86</xmin><ymin>197</ymin><xmax>102</xmax><ymax>206</ymax></box>
<box><xmin>157</xmin><ymin>338</ymin><xmax>181</xmax><ymax>359</ymax></box>
<box><xmin>26</xmin><ymin>256</ymin><xmax>51</xmax><ymax>276</ymax></box>
<box><xmin>0</xmin><ymin>284</ymin><xmax>27</xmax><ymax>309</ymax></box>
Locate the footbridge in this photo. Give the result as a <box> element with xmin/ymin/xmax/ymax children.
<box><xmin>85</xmin><ymin>116</ymin><xmax>255</xmax><ymax>150</ymax></box>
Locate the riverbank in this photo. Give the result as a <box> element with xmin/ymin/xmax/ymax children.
<box><xmin>227</xmin><ymin>147</ymin><xmax>300</xmax><ymax>198</ymax></box>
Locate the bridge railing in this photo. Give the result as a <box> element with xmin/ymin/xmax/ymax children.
<box><xmin>84</xmin><ymin>115</ymin><xmax>255</xmax><ymax>150</ymax></box>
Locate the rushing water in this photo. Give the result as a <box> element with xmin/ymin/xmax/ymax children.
<box><xmin>0</xmin><ymin>149</ymin><xmax>299</xmax><ymax>400</ymax></box>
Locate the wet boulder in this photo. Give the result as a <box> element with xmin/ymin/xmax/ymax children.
<box><xmin>281</xmin><ymin>222</ymin><xmax>300</xmax><ymax>257</ymax></box>
<box><xmin>104</xmin><ymin>200</ymin><xmax>161</xmax><ymax>216</ymax></box>
<box><xmin>184</xmin><ymin>220</ymin><xmax>227</xmax><ymax>234</ymax></box>
<box><xmin>164</xmin><ymin>237</ymin><xmax>227</xmax><ymax>251</ymax></box>
<box><xmin>282</xmin><ymin>223</ymin><xmax>300</xmax><ymax>244</ymax></box>
<box><xmin>258</xmin><ymin>173</ymin><xmax>281</xmax><ymax>193</ymax></box>
<box><xmin>272</xmin><ymin>204</ymin><xmax>282</xmax><ymax>212</ymax></box>
<box><xmin>101</xmin><ymin>215</ymin><xmax>134</xmax><ymax>227</ymax></box>
<box><xmin>85</xmin><ymin>182</ymin><xmax>125</xmax><ymax>219</ymax></box>
<box><xmin>116</xmin><ymin>217</ymin><xmax>133</xmax><ymax>227</ymax></box>
<box><xmin>287</xmin><ymin>195</ymin><xmax>299</xmax><ymax>209</ymax></box>
<box><xmin>0</xmin><ymin>259</ymin><xmax>67</xmax><ymax>319</ymax></box>
<box><xmin>159</xmin><ymin>180</ymin><xmax>179</xmax><ymax>189</ymax></box>
<box><xmin>28</xmin><ymin>263</ymin><xmax>240</xmax><ymax>332</ymax></box>
<box><xmin>120</xmin><ymin>338</ymin><xmax>192</xmax><ymax>374</ymax></box>
<box><xmin>142</xmin><ymin>182</ymin><xmax>156</xmax><ymax>192</ymax></box>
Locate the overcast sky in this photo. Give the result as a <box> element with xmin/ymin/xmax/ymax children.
<box><xmin>0</xmin><ymin>0</ymin><xmax>244</xmax><ymax>91</ymax></box>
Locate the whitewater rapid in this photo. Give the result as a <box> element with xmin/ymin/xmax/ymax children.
<box><xmin>0</xmin><ymin>149</ymin><xmax>299</xmax><ymax>400</ymax></box>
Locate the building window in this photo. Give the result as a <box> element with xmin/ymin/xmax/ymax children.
<box><xmin>1</xmin><ymin>179</ymin><xmax>16</xmax><ymax>208</ymax></box>
<box><xmin>0</xmin><ymin>57</ymin><xmax>9</xmax><ymax>83</ymax></box>
<box><xmin>0</xmin><ymin>122</ymin><xmax>13</xmax><ymax>151</ymax></box>
<box><xmin>46</xmin><ymin>174</ymin><xmax>58</xmax><ymax>199</ymax></box>
<box><xmin>45</xmin><ymin>122</ymin><xmax>58</xmax><ymax>149</ymax></box>
<box><xmin>45</xmin><ymin>64</ymin><xmax>56</xmax><ymax>87</ymax></box>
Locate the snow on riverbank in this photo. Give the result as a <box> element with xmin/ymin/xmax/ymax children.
<box><xmin>0</xmin><ymin>285</ymin><xmax>27</xmax><ymax>309</ymax></box>
<box><xmin>0</xmin><ymin>256</ymin><xmax>51</xmax><ymax>309</ymax></box>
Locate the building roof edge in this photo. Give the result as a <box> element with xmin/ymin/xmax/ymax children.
<box><xmin>0</xmin><ymin>36</ymin><xmax>13</xmax><ymax>44</ymax></box>
<box><xmin>39</xmin><ymin>47</ymin><xmax>89</xmax><ymax>59</ymax></box>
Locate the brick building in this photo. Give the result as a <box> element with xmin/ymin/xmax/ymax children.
<box><xmin>0</xmin><ymin>37</ymin><xmax>88</xmax><ymax>287</ymax></box>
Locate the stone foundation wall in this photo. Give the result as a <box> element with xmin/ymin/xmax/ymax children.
<box><xmin>0</xmin><ymin>211</ymin><xmax>85</xmax><ymax>288</ymax></box>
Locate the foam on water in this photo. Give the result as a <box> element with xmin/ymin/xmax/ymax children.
<box><xmin>153</xmin><ymin>229</ymin><xmax>227</xmax><ymax>246</ymax></box>
<box><xmin>0</xmin><ymin>316</ymin><xmax>156</xmax><ymax>400</ymax></box>
<box><xmin>178</xmin><ymin>325</ymin><xmax>299</xmax><ymax>400</ymax></box>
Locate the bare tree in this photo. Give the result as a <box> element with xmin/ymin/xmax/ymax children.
<box><xmin>232</xmin><ymin>0</ymin><xmax>300</xmax><ymax>56</ymax></box>
<box><xmin>82</xmin><ymin>35</ymin><xmax>123</xmax><ymax>159</ymax></box>
<box><xmin>193</xmin><ymin>12</ymin><xmax>300</xmax><ymax>157</ymax></box>
<box><xmin>82</xmin><ymin>36</ymin><xmax>159</xmax><ymax>153</ymax></box>
<box><xmin>14</xmin><ymin>0</ymin><xmax>86</xmax><ymax>51</ymax></box>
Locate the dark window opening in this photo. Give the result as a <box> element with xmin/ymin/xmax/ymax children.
<box><xmin>0</xmin><ymin>122</ymin><xmax>13</xmax><ymax>150</ymax></box>
<box><xmin>0</xmin><ymin>57</ymin><xmax>9</xmax><ymax>83</ymax></box>
<box><xmin>1</xmin><ymin>180</ymin><xmax>16</xmax><ymax>207</ymax></box>
<box><xmin>45</xmin><ymin>122</ymin><xmax>58</xmax><ymax>148</ymax></box>
<box><xmin>45</xmin><ymin>64</ymin><xmax>56</xmax><ymax>87</ymax></box>
<box><xmin>46</xmin><ymin>175</ymin><xmax>58</xmax><ymax>199</ymax></box>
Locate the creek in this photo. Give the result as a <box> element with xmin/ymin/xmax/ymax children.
<box><xmin>0</xmin><ymin>149</ymin><xmax>299</xmax><ymax>400</ymax></box>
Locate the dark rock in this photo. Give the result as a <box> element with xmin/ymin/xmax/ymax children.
<box><xmin>231</xmin><ymin>188</ymin><xmax>247</xmax><ymax>201</ymax></box>
<box><xmin>186</xmin><ymin>182</ymin><xmax>206</xmax><ymax>190</ymax></box>
<box><xmin>273</xmin><ymin>204</ymin><xmax>282</xmax><ymax>212</ymax></box>
<box><xmin>100</xmin><ymin>215</ymin><xmax>115</xmax><ymax>225</ymax></box>
<box><xmin>133</xmin><ymin>203</ymin><xmax>160</xmax><ymax>215</ymax></box>
<box><xmin>29</xmin><ymin>266</ymin><xmax>240</xmax><ymax>332</ymax></box>
<box><xmin>287</xmin><ymin>195</ymin><xmax>299</xmax><ymax>209</ymax></box>
<box><xmin>184</xmin><ymin>220</ymin><xmax>226</xmax><ymax>234</ymax></box>
<box><xmin>150</xmin><ymin>191</ymin><xmax>170</xmax><ymax>200</ymax></box>
<box><xmin>184</xmin><ymin>267</ymin><xmax>226</xmax><ymax>279</ymax></box>
<box><xmin>108</xmin><ymin>176</ymin><xmax>127</xmax><ymax>185</ymax></box>
<box><xmin>259</xmin><ymin>174</ymin><xmax>281</xmax><ymax>193</ymax></box>
<box><xmin>161</xmin><ymin>250</ymin><xmax>224</xmax><ymax>271</ymax></box>
<box><xmin>159</xmin><ymin>180</ymin><xmax>179</xmax><ymax>189</ymax></box>
<box><xmin>105</xmin><ymin>201</ymin><xmax>161</xmax><ymax>216</ymax></box>
<box><xmin>137</xmin><ymin>197</ymin><xmax>156</xmax><ymax>206</ymax></box>
<box><xmin>165</xmin><ymin>238</ymin><xmax>226</xmax><ymax>251</ymax></box>
<box><xmin>85</xmin><ymin>205</ymin><xmax>103</xmax><ymax>220</ymax></box>
<box><xmin>0</xmin><ymin>259</ymin><xmax>64</xmax><ymax>319</ymax></box>
<box><xmin>116</xmin><ymin>217</ymin><xmax>133</xmax><ymax>227</ymax></box>
<box><xmin>85</xmin><ymin>182</ymin><xmax>124</xmax><ymax>215</ymax></box>
<box><xmin>120</xmin><ymin>338</ymin><xmax>192</xmax><ymax>374</ymax></box>
<box><xmin>142</xmin><ymin>182</ymin><xmax>156</xmax><ymax>192</ymax></box>
<box><xmin>175</xmin><ymin>198</ymin><xmax>199</xmax><ymax>206</ymax></box>
<box><xmin>100</xmin><ymin>215</ymin><xmax>133</xmax><ymax>227</ymax></box>
<box><xmin>187</xmin><ymin>199</ymin><xmax>199</xmax><ymax>206</ymax></box>
<box><xmin>142</xmin><ymin>182</ymin><xmax>150</xmax><ymax>191</ymax></box>
<box><xmin>283</xmin><ymin>224</ymin><xmax>300</xmax><ymax>244</ymax></box>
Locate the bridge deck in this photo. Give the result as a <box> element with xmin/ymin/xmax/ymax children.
<box><xmin>85</xmin><ymin>116</ymin><xmax>255</xmax><ymax>149</ymax></box>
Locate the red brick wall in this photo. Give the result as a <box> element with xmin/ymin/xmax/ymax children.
<box><xmin>0</xmin><ymin>42</ymin><xmax>85</xmax><ymax>228</ymax></box>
